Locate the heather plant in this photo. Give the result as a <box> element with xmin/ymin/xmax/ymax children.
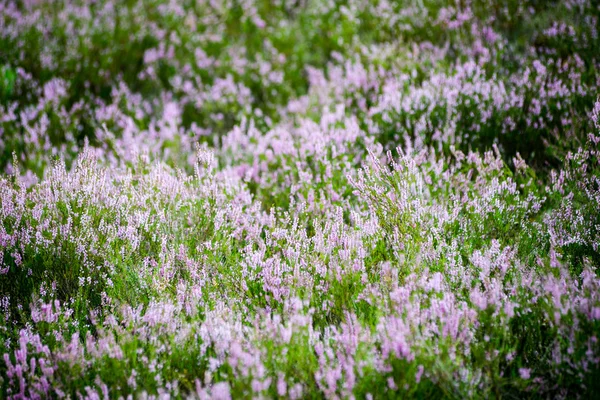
<box><xmin>2</xmin><ymin>0</ymin><xmax>600</xmax><ymax>399</ymax></box>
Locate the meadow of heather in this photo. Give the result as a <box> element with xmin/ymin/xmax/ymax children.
<box><xmin>2</xmin><ymin>1</ymin><xmax>600</xmax><ymax>399</ymax></box>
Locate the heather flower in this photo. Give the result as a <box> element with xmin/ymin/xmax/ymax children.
<box><xmin>519</xmin><ymin>368</ymin><xmax>531</xmax><ymax>380</ymax></box>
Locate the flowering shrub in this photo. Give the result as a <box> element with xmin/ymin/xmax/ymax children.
<box><xmin>1</xmin><ymin>0</ymin><xmax>600</xmax><ymax>398</ymax></box>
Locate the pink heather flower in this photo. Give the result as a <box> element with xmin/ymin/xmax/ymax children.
<box><xmin>289</xmin><ymin>383</ymin><xmax>303</xmax><ymax>400</ymax></box>
<box><xmin>415</xmin><ymin>365</ymin><xmax>425</xmax><ymax>383</ymax></box>
<box><xmin>387</xmin><ymin>377</ymin><xmax>397</xmax><ymax>390</ymax></box>
<box><xmin>277</xmin><ymin>374</ymin><xmax>287</xmax><ymax>396</ymax></box>
<box><xmin>519</xmin><ymin>368</ymin><xmax>531</xmax><ymax>380</ymax></box>
<box><xmin>211</xmin><ymin>382</ymin><xmax>231</xmax><ymax>400</ymax></box>
<box><xmin>592</xmin><ymin>99</ymin><xmax>600</xmax><ymax>129</ymax></box>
